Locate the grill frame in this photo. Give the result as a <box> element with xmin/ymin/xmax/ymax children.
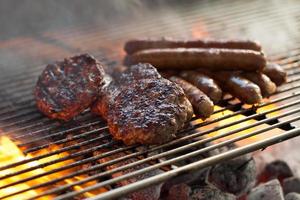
<box><xmin>1</xmin><ymin>0</ymin><xmax>300</xmax><ymax>199</ymax></box>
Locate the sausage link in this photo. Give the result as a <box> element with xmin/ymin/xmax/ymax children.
<box><xmin>202</xmin><ymin>70</ymin><xmax>262</xmax><ymax>104</ymax></box>
<box><xmin>169</xmin><ymin>76</ymin><xmax>214</xmax><ymax>119</ymax></box>
<box><xmin>124</xmin><ymin>38</ymin><xmax>262</xmax><ymax>54</ymax></box>
<box><xmin>241</xmin><ymin>72</ymin><xmax>277</xmax><ymax>97</ymax></box>
<box><xmin>263</xmin><ymin>63</ymin><xmax>287</xmax><ymax>86</ymax></box>
<box><xmin>179</xmin><ymin>71</ymin><xmax>222</xmax><ymax>103</ymax></box>
<box><xmin>124</xmin><ymin>48</ymin><xmax>266</xmax><ymax>72</ymax></box>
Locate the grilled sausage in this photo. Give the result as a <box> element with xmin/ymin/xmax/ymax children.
<box><xmin>124</xmin><ymin>38</ymin><xmax>262</xmax><ymax>54</ymax></box>
<box><xmin>170</xmin><ymin>76</ymin><xmax>214</xmax><ymax>119</ymax></box>
<box><xmin>263</xmin><ymin>63</ymin><xmax>287</xmax><ymax>86</ymax></box>
<box><xmin>124</xmin><ymin>48</ymin><xmax>266</xmax><ymax>72</ymax></box>
<box><xmin>241</xmin><ymin>72</ymin><xmax>277</xmax><ymax>97</ymax></box>
<box><xmin>179</xmin><ymin>71</ymin><xmax>222</xmax><ymax>103</ymax></box>
<box><xmin>202</xmin><ymin>70</ymin><xmax>262</xmax><ymax>104</ymax></box>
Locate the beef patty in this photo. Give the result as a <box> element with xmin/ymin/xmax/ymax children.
<box><xmin>35</xmin><ymin>54</ymin><xmax>105</xmax><ymax>121</ymax></box>
<box><xmin>93</xmin><ymin>63</ymin><xmax>194</xmax><ymax>145</ymax></box>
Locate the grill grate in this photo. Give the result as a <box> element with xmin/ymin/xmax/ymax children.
<box><xmin>1</xmin><ymin>0</ymin><xmax>300</xmax><ymax>199</ymax></box>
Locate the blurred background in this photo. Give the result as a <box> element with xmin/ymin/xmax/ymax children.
<box><xmin>0</xmin><ymin>0</ymin><xmax>194</xmax><ymax>40</ymax></box>
<box><xmin>0</xmin><ymin>0</ymin><xmax>299</xmax><ymax>73</ymax></box>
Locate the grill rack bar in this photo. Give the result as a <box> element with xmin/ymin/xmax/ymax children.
<box><xmin>19</xmin><ymin>101</ymin><xmax>243</xmax><ymax>151</ymax></box>
<box><xmin>0</xmin><ymin>30</ymin><xmax>299</xmax><ymax>105</ymax></box>
<box><xmin>1</xmin><ymin>75</ymin><xmax>298</xmax><ymax>161</ymax></box>
<box><xmin>1</xmin><ymin>76</ymin><xmax>299</xmax><ymax>147</ymax></box>
<box><xmin>21</xmin><ymin>125</ymin><xmax>104</xmax><ymax>152</ymax></box>
<box><xmin>0</xmin><ymin>1</ymin><xmax>299</xmax><ymax>198</ymax></box>
<box><xmin>0</xmin><ymin>51</ymin><xmax>299</xmax><ymax>133</ymax></box>
<box><xmin>0</xmin><ymin>144</ymin><xmax>140</xmax><ymax>200</ymax></box>
<box><xmin>0</xmin><ymin>96</ymin><xmax>237</xmax><ymax>139</ymax></box>
<box><xmin>0</xmin><ymin>72</ymin><xmax>300</xmax><ymax>130</ymax></box>
<box><xmin>42</xmin><ymin>113</ymin><xmax>300</xmax><ymax>200</ymax></box>
<box><xmin>4</xmin><ymin>109</ymin><xmax>300</xmax><ymax>200</ymax></box>
<box><xmin>1</xmin><ymin>86</ymin><xmax>299</xmax><ymax>172</ymax></box>
<box><xmin>1</xmin><ymin>96</ymin><xmax>300</xmax><ymax>199</ymax></box>
<box><xmin>275</xmin><ymin>84</ymin><xmax>300</xmax><ymax>94</ymax></box>
<box><xmin>0</xmin><ymin>45</ymin><xmax>298</xmax><ymax>147</ymax></box>
<box><xmin>0</xmin><ymin>131</ymin><xmax>112</xmax><ymax>174</ymax></box>
<box><xmin>14</xmin><ymin>114</ymin><xmax>99</xmax><ymax>139</ymax></box>
<box><xmin>0</xmin><ymin>108</ymin><xmax>98</xmax><ymax>139</ymax></box>
<box><xmin>0</xmin><ymin>47</ymin><xmax>299</xmax><ymax>103</ymax></box>
<box><xmin>0</xmin><ymin>35</ymin><xmax>298</xmax><ymax>91</ymax></box>
<box><xmin>85</xmin><ymin>127</ymin><xmax>300</xmax><ymax>200</ymax></box>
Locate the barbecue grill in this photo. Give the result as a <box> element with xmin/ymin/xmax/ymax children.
<box><xmin>1</xmin><ymin>0</ymin><xmax>300</xmax><ymax>199</ymax></box>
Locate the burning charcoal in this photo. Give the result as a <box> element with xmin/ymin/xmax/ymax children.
<box><xmin>163</xmin><ymin>183</ymin><xmax>236</xmax><ymax>200</ymax></box>
<box><xmin>190</xmin><ymin>184</ymin><xmax>236</xmax><ymax>200</ymax></box>
<box><xmin>161</xmin><ymin>137</ymin><xmax>218</xmax><ymax>195</ymax></box>
<box><xmin>164</xmin><ymin>135</ymin><xmax>218</xmax><ymax>167</ymax></box>
<box><xmin>258</xmin><ymin>160</ymin><xmax>293</xmax><ymax>183</ymax></box>
<box><xmin>161</xmin><ymin>168</ymin><xmax>210</xmax><ymax>196</ymax></box>
<box><xmin>165</xmin><ymin>183</ymin><xmax>191</xmax><ymax>200</ymax></box>
<box><xmin>208</xmin><ymin>154</ymin><xmax>256</xmax><ymax>196</ymax></box>
<box><xmin>81</xmin><ymin>161</ymin><xmax>104</xmax><ymax>176</ymax></box>
<box><xmin>97</xmin><ymin>150</ymin><xmax>163</xmax><ymax>200</ymax></box>
<box><xmin>248</xmin><ymin>179</ymin><xmax>284</xmax><ymax>200</ymax></box>
<box><xmin>283</xmin><ymin>177</ymin><xmax>300</xmax><ymax>194</ymax></box>
<box><xmin>285</xmin><ymin>193</ymin><xmax>300</xmax><ymax>200</ymax></box>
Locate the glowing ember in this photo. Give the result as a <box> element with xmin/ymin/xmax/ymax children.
<box><xmin>0</xmin><ymin>136</ymin><xmax>106</xmax><ymax>199</ymax></box>
<box><xmin>192</xmin><ymin>105</ymin><xmax>284</xmax><ymax>146</ymax></box>
<box><xmin>256</xmin><ymin>103</ymin><xmax>280</xmax><ymax>118</ymax></box>
<box><xmin>191</xmin><ymin>20</ymin><xmax>209</xmax><ymax>38</ymax></box>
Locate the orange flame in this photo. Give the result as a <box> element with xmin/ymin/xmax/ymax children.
<box><xmin>191</xmin><ymin>20</ymin><xmax>209</xmax><ymax>38</ymax></box>
<box><xmin>192</xmin><ymin>104</ymin><xmax>283</xmax><ymax>146</ymax></box>
<box><xmin>0</xmin><ymin>137</ymin><xmax>106</xmax><ymax>199</ymax></box>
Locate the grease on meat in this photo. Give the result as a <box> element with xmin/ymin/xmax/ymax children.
<box><xmin>34</xmin><ymin>54</ymin><xmax>105</xmax><ymax>121</ymax></box>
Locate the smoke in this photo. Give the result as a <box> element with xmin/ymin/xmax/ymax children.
<box><xmin>0</xmin><ymin>0</ymin><xmax>193</xmax><ymax>40</ymax></box>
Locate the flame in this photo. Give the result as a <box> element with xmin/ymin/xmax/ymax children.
<box><xmin>191</xmin><ymin>20</ymin><xmax>209</xmax><ymax>38</ymax></box>
<box><xmin>0</xmin><ymin>136</ymin><xmax>106</xmax><ymax>199</ymax></box>
<box><xmin>192</xmin><ymin>105</ymin><xmax>284</xmax><ymax>146</ymax></box>
<box><xmin>256</xmin><ymin>103</ymin><xmax>280</xmax><ymax>117</ymax></box>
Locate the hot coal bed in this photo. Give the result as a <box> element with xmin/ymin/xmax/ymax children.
<box><xmin>1</xmin><ymin>0</ymin><xmax>300</xmax><ymax>200</ymax></box>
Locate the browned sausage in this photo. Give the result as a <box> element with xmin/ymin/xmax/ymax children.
<box><xmin>124</xmin><ymin>38</ymin><xmax>262</xmax><ymax>54</ymax></box>
<box><xmin>241</xmin><ymin>72</ymin><xmax>277</xmax><ymax>97</ymax></box>
<box><xmin>179</xmin><ymin>71</ymin><xmax>222</xmax><ymax>103</ymax></box>
<box><xmin>169</xmin><ymin>76</ymin><xmax>214</xmax><ymax>119</ymax></box>
<box><xmin>124</xmin><ymin>48</ymin><xmax>266</xmax><ymax>72</ymax></box>
<box><xmin>201</xmin><ymin>70</ymin><xmax>262</xmax><ymax>104</ymax></box>
<box><xmin>263</xmin><ymin>63</ymin><xmax>287</xmax><ymax>86</ymax></box>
